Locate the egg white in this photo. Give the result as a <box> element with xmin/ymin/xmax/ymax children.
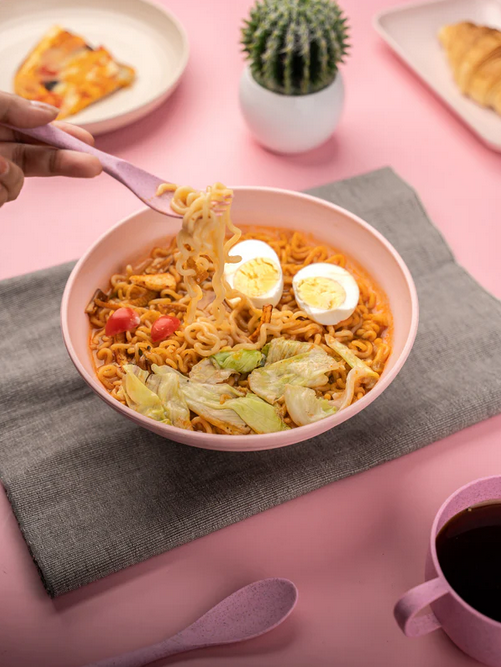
<box><xmin>224</xmin><ymin>239</ymin><xmax>284</xmax><ymax>308</ymax></box>
<box><xmin>292</xmin><ymin>263</ymin><xmax>360</xmax><ymax>325</ymax></box>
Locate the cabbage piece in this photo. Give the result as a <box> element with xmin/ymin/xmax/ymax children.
<box><xmin>180</xmin><ymin>381</ymin><xmax>249</xmax><ymax>435</ymax></box>
<box><xmin>264</xmin><ymin>338</ymin><xmax>316</xmax><ymax>365</ymax></box>
<box><xmin>150</xmin><ymin>364</ymin><xmax>252</xmax><ymax>433</ymax></box>
<box><xmin>249</xmin><ymin>347</ymin><xmax>341</xmax><ymax>404</ymax></box>
<box><xmin>151</xmin><ymin>364</ymin><xmax>187</xmax><ymax>382</ymax></box>
<box><xmin>212</xmin><ymin>349</ymin><xmax>264</xmax><ymax>374</ymax></box>
<box><xmin>122</xmin><ymin>365</ymin><xmax>169</xmax><ymax>423</ymax></box>
<box><xmin>225</xmin><ymin>393</ymin><xmax>290</xmax><ymax>433</ymax></box>
<box><xmin>330</xmin><ymin>367</ymin><xmax>372</xmax><ymax>410</ymax></box>
<box><xmin>325</xmin><ymin>335</ymin><xmax>379</xmax><ymax>388</ymax></box>
<box><xmin>146</xmin><ymin>372</ymin><xmax>192</xmax><ymax>430</ymax></box>
<box><xmin>151</xmin><ymin>363</ymin><xmax>248</xmax><ymax>433</ymax></box>
<box><xmin>184</xmin><ymin>382</ymin><xmax>244</xmax><ymax>399</ymax></box>
<box><xmin>284</xmin><ymin>385</ymin><xmax>337</xmax><ymax>426</ymax></box>
<box><xmin>124</xmin><ymin>364</ymin><xmax>149</xmax><ymax>383</ymax></box>
<box><xmin>189</xmin><ymin>358</ymin><xmax>236</xmax><ymax>384</ymax></box>
<box><xmin>154</xmin><ymin>367</ymin><xmax>242</xmax><ymax>398</ymax></box>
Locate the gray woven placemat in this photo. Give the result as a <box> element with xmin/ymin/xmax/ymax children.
<box><xmin>1</xmin><ymin>167</ymin><xmax>501</xmax><ymax>597</ymax></box>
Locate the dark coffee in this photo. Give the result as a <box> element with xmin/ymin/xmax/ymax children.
<box><xmin>436</xmin><ymin>502</ymin><xmax>501</xmax><ymax>622</ymax></box>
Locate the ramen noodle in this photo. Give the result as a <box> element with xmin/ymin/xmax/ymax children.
<box><xmin>87</xmin><ymin>184</ymin><xmax>392</xmax><ymax>435</ymax></box>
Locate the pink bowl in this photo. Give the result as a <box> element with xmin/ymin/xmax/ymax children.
<box><xmin>61</xmin><ymin>187</ymin><xmax>418</xmax><ymax>452</ymax></box>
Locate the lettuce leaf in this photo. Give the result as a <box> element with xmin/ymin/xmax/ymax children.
<box><xmin>151</xmin><ymin>364</ymin><xmax>248</xmax><ymax>434</ymax></box>
<box><xmin>212</xmin><ymin>349</ymin><xmax>264</xmax><ymax>374</ymax></box>
<box><xmin>181</xmin><ymin>381</ymin><xmax>249</xmax><ymax>435</ymax></box>
<box><xmin>264</xmin><ymin>338</ymin><xmax>316</xmax><ymax>365</ymax></box>
<box><xmin>249</xmin><ymin>347</ymin><xmax>341</xmax><ymax>404</ymax></box>
<box><xmin>284</xmin><ymin>385</ymin><xmax>337</xmax><ymax>426</ymax></box>
<box><xmin>325</xmin><ymin>335</ymin><xmax>379</xmax><ymax>388</ymax></box>
<box><xmin>225</xmin><ymin>393</ymin><xmax>290</xmax><ymax>433</ymax></box>
<box><xmin>124</xmin><ymin>364</ymin><xmax>149</xmax><ymax>383</ymax></box>
<box><xmin>189</xmin><ymin>358</ymin><xmax>236</xmax><ymax>384</ymax></box>
<box><xmin>146</xmin><ymin>371</ymin><xmax>192</xmax><ymax>430</ymax></box>
<box><xmin>122</xmin><ymin>365</ymin><xmax>169</xmax><ymax>423</ymax></box>
<box><xmin>330</xmin><ymin>367</ymin><xmax>373</xmax><ymax>411</ymax></box>
<box><xmin>151</xmin><ymin>364</ymin><xmax>187</xmax><ymax>382</ymax></box>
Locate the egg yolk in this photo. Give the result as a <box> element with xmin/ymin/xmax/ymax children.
<box><xmin>297</xmin><ymin>277</ymin><xmax>346</xmax><ymax>310</ymax></box>
<box><xmin>234</xmin><ymin>258</ymin><xmax>280</xmax><ymax>297</ymax></box>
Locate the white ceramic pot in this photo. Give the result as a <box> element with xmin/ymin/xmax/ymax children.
<box><xmin>239</xmin><ymin>66</ymin><xmax>344</xmax><ymax>154</ymax></box>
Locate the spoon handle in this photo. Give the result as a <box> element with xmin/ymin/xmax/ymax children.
<box><xmin>2</xmin><ymin>123</ymin><xmax>125</xmax><ymax>178</ymax></box>
<box><xmin>87</xmin><ymin>631</ymin><xmax>197</xmax><ymax>667</ymax></box>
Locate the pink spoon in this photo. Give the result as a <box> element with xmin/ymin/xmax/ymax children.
<box><xmin>3</xmin><ymin>123</ymin><xmax>181</xmax><ymax>218</ymax></box>
<box><xmin>86</xmin><ymin>578</ymin><xmax>298</xmax><ymax>667</ymax></box>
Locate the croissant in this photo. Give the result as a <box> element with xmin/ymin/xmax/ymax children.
<box><xmin>439</xmin><ymin>22</ymin><xmax>501</xmax><ymax>115</ymax></box>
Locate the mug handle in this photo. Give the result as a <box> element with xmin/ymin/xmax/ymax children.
<box><xmin>394</xmin><ymin>577</ymin><xmax>449</xmax><ymax>638</ymax></box>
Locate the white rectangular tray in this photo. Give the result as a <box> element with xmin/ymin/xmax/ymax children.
<box><xmin>374</xmin><ymin>0</ymin><xmax>501</xmax><ymax>151</ymax></box>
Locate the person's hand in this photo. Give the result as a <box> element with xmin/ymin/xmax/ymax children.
<box><xmin>0</xmin><ymin>91</ymin><xmax>102</xmax><ymax>207</ymax></box>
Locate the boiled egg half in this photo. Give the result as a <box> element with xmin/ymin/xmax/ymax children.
<box><xmin>224</xmin><ymin>240</ymin><xmax>283</xmax><ymax>308</ymax></box>
<box><xmin>292</xmin><ymin>263</ymin><xmax>359</xmax><ymax>325</ymax></box>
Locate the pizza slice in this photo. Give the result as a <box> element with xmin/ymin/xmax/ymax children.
<box><xmin>14</xmin><ymin>25</ymin><xmax>135</xmax><ymax>119</ymax></box>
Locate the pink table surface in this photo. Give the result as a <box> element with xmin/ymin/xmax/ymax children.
<box><xmin>1</xmin><ymin>0</ymin><xmax>501</xmax><ymax>665</ymax></box>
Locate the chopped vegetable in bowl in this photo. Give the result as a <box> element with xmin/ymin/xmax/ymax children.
<box><xmin>116</xmin><ymin>336</ymin><xmax>381</xmax><ymax>434</ymax></box>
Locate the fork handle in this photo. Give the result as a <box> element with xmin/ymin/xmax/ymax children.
<box><xmin>2</xmin><ymin>123</ymin><xmax>124</xmax><ymax>177</ymax></box>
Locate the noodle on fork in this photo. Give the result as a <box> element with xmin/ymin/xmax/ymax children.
<box><xmin>172</xmin><ymin>183</ymin><xmax>240</xmax><ymax>323</ymax></box>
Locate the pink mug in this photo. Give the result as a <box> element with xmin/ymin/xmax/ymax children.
<box><xmin>395</xmin><ymin>476</ymin><xmax>501</xmax><ymax>666</ymax></box>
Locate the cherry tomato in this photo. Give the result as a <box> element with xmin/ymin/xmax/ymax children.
<box><xmin>105</xmin><ymin>307</ymin><xmax>140</xmax><ymax>337</ymax></box>
<box><xmin>151</xmin><ymin>315</ymin><xmax>181</xmax><ymax>342</ymax></box>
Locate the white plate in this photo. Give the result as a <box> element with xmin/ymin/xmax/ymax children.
<box><xmin>0</xmin><ymin>0</ymin><xmax>189</xmax><ymax>135</ymax></box>
<box><xmin>374</xmin><ymin>0</ymin><xmax>501</xmax><ymax>151</ymax></box>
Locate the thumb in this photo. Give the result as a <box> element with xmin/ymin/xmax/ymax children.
<box><xmin>0</xmin><ymin>91</ymin><xmax>59</xmax><ymax>128</ymax></box>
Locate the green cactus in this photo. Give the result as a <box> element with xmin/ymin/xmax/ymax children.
<box><xmin>241</xmin><ymin>0</ymin><xmax>350</xmax><ymax>96</ymax></box>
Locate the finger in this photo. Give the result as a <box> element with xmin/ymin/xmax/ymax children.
<box><xmin>0</xmin><ymin>126</ymin><xmax>43</xmax><ymax>143</ymax></box>
<box><xmin>52</xmin><ymin>121</ymin><xmax>95</xmax><ymax>146</ymax></box>
<box><xmin>0</xmin><ymin>119</ymin><xmax>96</xmax><ymax>147</ymax></box>
<box><xmin>0</xmin><ymin>155</ymin><xmax>24</xmax><ymax>202</ymax></box>
<box><xmin>0</xmin><ymin>143</ymin><xmax>102</xmax><ymax>178</ymax></box>
<box><xmin>0</xmin><ymin>91</ymin><xmax>59</xmax><ymax>128</ymax></box>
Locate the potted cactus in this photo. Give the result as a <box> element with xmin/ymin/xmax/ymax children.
<box><xmin>239</xmin><ymin>0</ymin><xmax>349</xmax><ymax>154</ymax></box>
